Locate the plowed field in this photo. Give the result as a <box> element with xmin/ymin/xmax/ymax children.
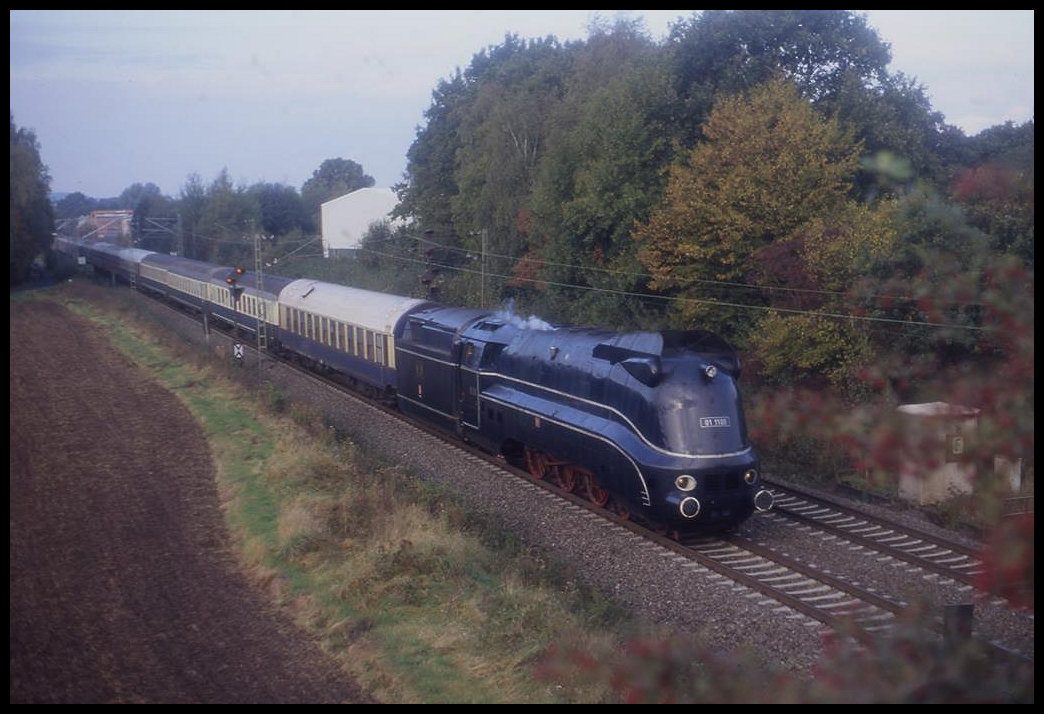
<box><xmin>10</xmin><ymin>299</ymin><xmax>370</xmax><ymax>703</ymax></box>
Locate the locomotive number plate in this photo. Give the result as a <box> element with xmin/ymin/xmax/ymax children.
<box><xmin>699</xmin><ymin>416</ymin><xmax>731</xmax><ymax>428</ymax></box>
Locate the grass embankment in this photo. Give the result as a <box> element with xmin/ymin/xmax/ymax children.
<box><xmin>47</xmin><ymin>282</ymin><xmax>643</xmax><ymax>704</ymax></box>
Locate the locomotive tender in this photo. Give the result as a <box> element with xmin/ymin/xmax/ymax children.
<box><xmin>71</xmin><ymin>240</ymin><xmax>773</xmax><ymax>531</ymax></box>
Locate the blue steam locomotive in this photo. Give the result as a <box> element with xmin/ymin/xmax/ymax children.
<box><xmin>69</xmin><ymin>240</ymin><xmax>773</xmax><ymax>531</ymax></box>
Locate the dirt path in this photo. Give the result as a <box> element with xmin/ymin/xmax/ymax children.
<box><xmin>9</xmin><ymin>299</ymin><xmax>371</xmax><ymax>703</ymax></box>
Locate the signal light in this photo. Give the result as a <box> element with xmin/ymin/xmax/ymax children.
<box><xmin>226</xmin><ymin>267</ymin><xmax>245</xmax><ymax>302</ymax></box>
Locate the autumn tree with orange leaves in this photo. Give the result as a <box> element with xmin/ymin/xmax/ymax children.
<box><xmin>634</xmin><ymin>78</ymin><xmax>897</xmax><ymax>386</ymax></box>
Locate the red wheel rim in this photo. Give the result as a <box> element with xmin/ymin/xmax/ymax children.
<box><xmin>524</xmin><ymin>447</ymin><xmax>546</xmax><ymax>480</ymax></box>
<box><xmin>558</xmin><ymin>465</ymin><xmax>577</xmax><ymax>493</ymax></box>
<box><xmin>585</xmin><ymin>474</ymin><xmax>609</xmax><ymax>507</ymax></box>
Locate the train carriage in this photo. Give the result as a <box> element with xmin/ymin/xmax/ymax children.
<box><xmin>84</xmin><ymin>242</ymin><xmax>155</xmax><ymax>286</ymax></box>
<box><xmin>138</xmin><ymin>254</ymin><xmax>229</xmax><ymax>313</ymax></box>
<box><xmin>277</xmin><ymin>280</ymin><xmax>430</xmax><ymax>395</ymax></box>
<box><xmin>73</xmin><ymin>234</ymin><xmax>772</xmax><ymax>532</ymax></box>
<box><xmin>207</xmin><ymin>270</ymin><xmax>294</xmax><ymax>337</ymax></box>
<box><xmin>54</xmin><ymin>235</ymin><xmax>86</xmax><ymax>260</ymax></box>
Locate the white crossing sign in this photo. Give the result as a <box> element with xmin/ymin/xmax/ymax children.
<box><xmin>233</xmin><ymin>343</ymin><xmax>244</xmax><ymax>360</ymax></box>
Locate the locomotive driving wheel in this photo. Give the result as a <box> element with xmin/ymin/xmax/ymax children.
<box><xmin>556</xmin><ymin>464</ymin><xmax>577</xmax><ymax>493</ymax></box>
<box><xmin>524</xmin><ymin>446</ymin><xmax>549</xmax><ymax>481</ymax></box>
<box><xmin>523</xmin><ymin>447</ymin><xmax>578</xmax><ymax>493</ymax></box>
<box><xmin>577</xmin><ymin>468</ymin><xmax>609</xmax><ymax>507</ymax></box>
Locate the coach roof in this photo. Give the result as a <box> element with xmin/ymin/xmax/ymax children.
<box><xmin>280</xmin><ymin>279</ymin><xmax>431</xmax><ymax>334</ymax></box>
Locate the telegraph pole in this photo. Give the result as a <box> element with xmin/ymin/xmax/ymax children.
<box><xmin>480</xmin><ymin>228</ymin><xmax>488</xmax><ymax>309</ymax></box>
<box><xmin>254</xmin><ymin>230</ymin><xmax>268</xmax><ymax>374</ymax></box>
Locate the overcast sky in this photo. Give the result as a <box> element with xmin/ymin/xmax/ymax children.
<box><xmin>9</xmin><ymin>10</ymin><xmax>1035</xmax><ymax>199</ymax></box>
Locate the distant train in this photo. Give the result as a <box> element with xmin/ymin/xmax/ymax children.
<box><xmin>61</xmin><ymin>238</ymin><xmax>773</xmax><ymax>531</ymax></box>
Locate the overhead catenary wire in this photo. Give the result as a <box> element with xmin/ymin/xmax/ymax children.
<box><xmin>177</xmin><ymin>228</ymin><xmax>1001</xmax><ymax>310</ymax></box>
<box><xmin>356</xmin><ymin>244</ymin><xmax>996</xmax><ymax>333</ymax></box>
<box><xmin>393</xmin><ymin>231</ymin><xmax>997</xmax><ymax>309</ymax></box>
<box><xmin>164</xmin><ymin>230</ymin><xmax>1005</xmax><ymax>333</ymax></box>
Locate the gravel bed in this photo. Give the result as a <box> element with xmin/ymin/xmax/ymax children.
<box><xmin>129</xmin><ymin>289</ymin><xmax>1034</xmax><ymax>676</ymax></box>
<box><xmin>742</xmin><ymin>479</ymin><xmax>1035</xmax><ymax>660</ymax></box>
<box><xmin>133</xmin><ymin>292</ymin><xmax>828</xmax><ymax>678</ymax></box>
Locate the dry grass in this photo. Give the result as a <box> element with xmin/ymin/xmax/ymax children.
<box><xmin>50</xmin><ymin>280</ymin><xmax>657</xmax><ymax>703</ymax></box>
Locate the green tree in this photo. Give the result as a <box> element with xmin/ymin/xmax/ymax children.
<box><xmin>635</xmin><ymin>78</ymin><xmax>860</xmax><ymax>294</ymax></box>
<box><xmin>948</xmin><ymin>120</ymin><xmax>1034</xmax><ymax>266</ymax></box>
<box><xmin>450</xmin><ymin>35</ymin><xmax>567</xmax><ymax>285</ymax></box>
<box><xmin>301</xmin><ymin>158</ymin><xmax>375</xmax><ymax>227</ymax></box>
<box><xmin>195</xmin><ymin>169</ymin><xmax>261</xmax><ymax>265</ymax></box>
<box><xmin>10</xmin><ymin>116</ymin><xmax>54</xmax><ymax>285</ymax></box>
<box><xmin>832</xmin><ymin>71</ymin><xmax>958</xmax><ymax>194</ymax></box>
<box><xmin>635</xmin><ymin>78</ymin><xmax>894</xmax><ymax>387</ymax></box>
<box><xmin>118</xmin><ymin>182</ymin><xmax>163</xmax><ymax>210</ymax></box>
<box><xmin>248</xmin><ymin>182</ymin><xmax>310</xmax><ymax>237</ymax></box>
<box><xmin>127</xmin><ymin>184</ymin><xmax>177</xmax><ymax>253</ymax></box>
<box><xmin>667</xmin><ymin>10</ymin><xmax>892</xmax><ymax>145</ymax></box>
<box><xmin>397</xmin><ymin>71</ymin><xmax>471</xmax><ymax>240</ymax></box>
<box><xmin>54</xmin><ymin>191</ymin><xmax>96</xmax><ymax>220</ymax></box>
<box><xmin>525</xmin><ymin>21</ymin><xmax>676</xmax><ymax>327</ymax></box>
<box><xmin>178</xmin><ymin>173</ymin><xmax>208</xmax><ymax>260</ymax></box>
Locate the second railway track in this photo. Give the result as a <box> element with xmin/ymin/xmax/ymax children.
<box><xmin>765</xmin><ymin>481</ymin><xmax>985</xmax><ymax>587</ymax></box>
<box><xmin>115</xmin><ymin>284</ymin><xmax>1035</xmax><ymax>666</ymax></box>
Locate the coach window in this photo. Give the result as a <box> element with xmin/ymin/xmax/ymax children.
<box><xmin>365</xmin><ymin>331</ymin><xmax>374</xmax><ymax>362</ymax></box>
<box><xmin>377</xmin><ymin>334</ymin><xmax>390</xmax><ymax>365</ymax></box>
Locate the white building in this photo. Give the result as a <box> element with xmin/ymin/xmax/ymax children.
<box><xmin>320</xmin><ymin>187</ymin><xmax>403</xmax><ymax>258</ymax></box>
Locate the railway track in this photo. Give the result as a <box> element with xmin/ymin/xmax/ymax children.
<box><xmin>128</xmin><ymin>288</ymin><xmax>1033</xmax><ymax>663</ymax></box>
<box><xmin>217</xmin><ymin>328</ymin><xmax>912</xmax><ymax>643</ymax></box>
<box><xmin>764</xmin><ymin>480</ymin><xmax>985</xmax><ymax>588</ymax></box>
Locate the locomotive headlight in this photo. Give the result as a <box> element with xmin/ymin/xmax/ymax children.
<box><xmin>743</xmin><ymin>468</ymin><xmax>759</xmax><ymax>485</ymax></box>
<box><xmin>702</xmin><ymin>364</ymin><xmax>717</xmax><ymax>379</ymax></box>
<box><xmin>675</xmin><ymin>474</ymin><xmax>697</xmax><ymax>492</ymax></box>
<box><xmin>679</xmin><ymin>497</ymin><xmax>701</xmax><ymax>519</ymax></box>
